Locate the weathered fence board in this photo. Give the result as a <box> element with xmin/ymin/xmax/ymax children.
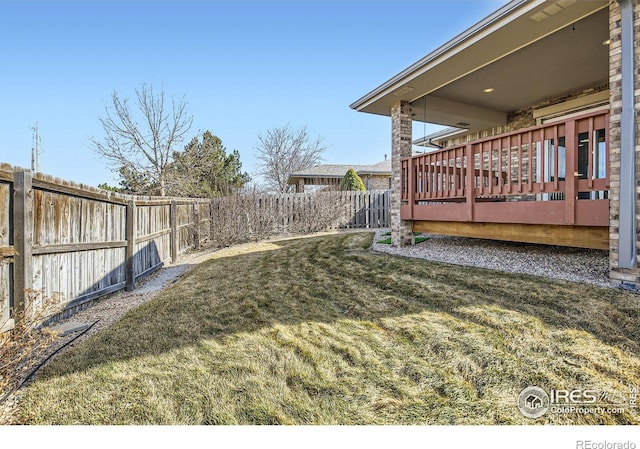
<box><xmin>31</xmin><ymin>187</ymin><xmax>129</xmax><ymax>310</ymax></box>
<box><xmin>279</xmin><ymin>189</ymin><xmax>389</xmax><ymax>230</ymax></box>
<box><xmin>0</xmin><ymin>166</ymin><xmax>214</xmax><ymax>328</ymax></box>
<box><xmin>175</xmin><ymin>203</ymin><xmax>194</xmax><ymax>254</ymax></box>
<box><xmin>0</xmin><ymin>180</ymin><xmax>11</xmax><ymax>329</ymax></box>
<box><xmin>133</xmin><ymin>204</ymin><xmax>171</xmax><ymax>279</ymax></box>
<box><xmin>210</xmin><ymin>189</ymin><xmax>390</xmax><ymax>235</ymax></box>
<box><xmin>12</xmin><ymin>170</ymin><xmax>32</xmax><ymax>321</ymax></box>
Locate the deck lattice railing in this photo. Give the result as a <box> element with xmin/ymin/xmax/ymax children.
<box><xmin>401</xmin><ymin>109</ymin><xmax>609</xmax><ymax>227</ymax></box>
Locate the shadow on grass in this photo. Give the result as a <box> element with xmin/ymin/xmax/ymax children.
<box><xmin>36</xmin><ymin>232</ymin><xmax>640</xmax><ymax>379</ymax></box>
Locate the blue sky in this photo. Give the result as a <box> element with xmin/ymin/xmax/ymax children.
<box><xmin>0</xmin><ymin>0</ymin><xmax>507</xmax><ymax>187</ymax></box>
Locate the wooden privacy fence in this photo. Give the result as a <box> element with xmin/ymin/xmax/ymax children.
<box><xmin>212</xmin><ymin>190</ymin><xmax>391</xmax><ymax>231</ymax></box>
<box><xmin>0</xmin><ymin>165</ymin><xmax>212</xmax><ymax>330</ymax></box>
<box><xmin>0</xmin><ymin>164</ymin><xmax>390</xmax><ymax>329</ymax></box>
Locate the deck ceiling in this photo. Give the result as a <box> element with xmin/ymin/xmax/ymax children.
<box><xmin>351</xmin><ymin>0</ymin><xmax>610</xmax><ymax>133</ymax></box>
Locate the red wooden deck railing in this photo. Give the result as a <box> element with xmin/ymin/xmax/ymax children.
<box><xmin>400</xmin><ymin>110</ymin><xmax>609</xmax><ymax>227</ymax></box>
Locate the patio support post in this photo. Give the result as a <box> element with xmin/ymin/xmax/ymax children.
<box><xmin>391</xmin><ymin>100</ymin><xmax>414</xmax><ymax>247</ymax></box>
<box><xmin>609</xmin><ymin>0</ymin><xmax>640</xmax><ymax>284</ymax></box>
<box><xmin>617</xmin><ymin>0</ymin><xmax>637</xmax><ymax>270</ymax></box>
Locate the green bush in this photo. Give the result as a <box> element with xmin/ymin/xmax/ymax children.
<box><xmin>339</xmin><ymin>169</ymin><xmax>366</xmax><ymax>191</ymax></box>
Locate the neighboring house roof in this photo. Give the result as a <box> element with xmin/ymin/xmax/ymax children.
<box><xmin>358</xmin><ymin>160</ymin><xmax>392</xmax><ymax>175</ymax></box>
<box><xmin>288</xmin><ymin>160</ymin><xmax>391</xmax><ymax>185</ymax></box>
<box><xmin>413</xmin><ymin>126</ymin><xmax>468</xmax><ymax>148</ymax></box>
<box><xmin>350</xmin><ymin>0</ymin><xmax>609</xmax><ymax>135</ymax></box>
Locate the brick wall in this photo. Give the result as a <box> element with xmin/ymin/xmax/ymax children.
<box><xmin>363</xmin><ymin>175</ymin><xmax>391</xmax><ymax>191</ymax></box>
<box><xmin>608</xmin><ymin>0</ymin><xmax>640</xmax><ymax>284</ymax></box>
<box><xmin>391</xmin><ymin>100</ymin><xmax>414</xmax><ymax>247</ymax></box>
<box><xmin>440</xmin><ymin>83</ymin><xmax>610</xmax><ymax>148</ymax></box>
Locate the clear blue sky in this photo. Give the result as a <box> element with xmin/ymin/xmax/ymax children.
<box><xmin>0</xmin><ymin>0</ymin><xmax>507</xmax><ymax>187</ymax></box>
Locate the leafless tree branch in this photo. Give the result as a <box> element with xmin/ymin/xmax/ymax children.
<box><xmin>89</xmin><ymin>83</ymin><xmax>193</xmax><ymax>196</ymax></box>
<box><xmin>254</xmin><ymin>124</ymin><xmax>326</xmax><ymax>193</ymax></box>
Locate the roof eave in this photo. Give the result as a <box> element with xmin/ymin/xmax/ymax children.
<box><xmin>357</xmin><ymin>171</ymin><xmax>392</xmax><ymax>175</ymax></box>
<box><xmin>349</xmin><ymin>0</ymin><xmax>532</xmax><ymax>112</ymax></box>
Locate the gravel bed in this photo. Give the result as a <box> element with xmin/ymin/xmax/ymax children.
<box><xmin>371</xmin><ymin>228</ymin><xmax>611</xmax><ymax>287</ymax></box>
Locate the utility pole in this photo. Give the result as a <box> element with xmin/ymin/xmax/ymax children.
<box><xmin>31</xmin><ymin>122</ymin><xmax>42</xmax><ymax>172</ymax></box>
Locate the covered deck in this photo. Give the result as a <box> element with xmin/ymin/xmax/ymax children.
<box><xmin>400</xmin><ymin>109</ymin><xmax>609</xmax><ymax>249</ymax></box>
<box><xmin>350</xmin><ymin>1</ymin><xmax>613</xmax><ymax>250</ymax></box>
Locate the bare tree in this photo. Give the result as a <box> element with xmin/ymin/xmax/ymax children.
<box><xmin>90</xmin><ymin>83</ymin><xmax>193</xmax><ymax>196</ymax></box>
<box><xmin>254</xmin><ymin>124</ymin><xmax>326</xmax><ymax>193</ymax></box>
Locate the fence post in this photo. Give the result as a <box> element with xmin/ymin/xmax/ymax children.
<box><xmin>125</xmin><ymin>200</ymin><xmax>136</xmax><ymax>291</ymax></box>
<box><xmin>12</xmin><ymin>169</ymin><xmax>33</xmax><ymax>320</ymax></box>
<box><xmin>170</xmin><ymin>199</ymin><xmax>177</xmax><ymax>263</ymax></box>
<box><xmin>193</xmin><ymin>201</ymin><xmax>200</xmax><ymax>250</ymax></box>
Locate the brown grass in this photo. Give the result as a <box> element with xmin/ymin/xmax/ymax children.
<box><xmin>1</xmin><ymin>291</ymin><xmax>60</xmax><ymax>400</ymax></box>
<box><xmin>13</xmin><ymin>232</ymin><xmax>640</xmax><ymax>424</ymax></box>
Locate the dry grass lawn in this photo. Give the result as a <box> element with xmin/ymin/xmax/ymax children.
<box><xmin>14</xmin><ymin>232</ymin><xmax>640</xmax><ymax>424</ymax></box>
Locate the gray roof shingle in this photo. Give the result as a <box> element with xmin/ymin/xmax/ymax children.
<box><xmin>288</xmin><ymin>160</ymin><xmax>391</xmax><ymax>180</ymax></box>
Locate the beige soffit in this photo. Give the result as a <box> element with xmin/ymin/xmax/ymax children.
<box><xmin>350</xmin><ymin>0</ymin><xmax>609</xmax><ymax>120</ymax></box>
<box><xmin>533</xmin><ymin>90</ymin><xmax>610</xmax><ymax>122</ymax></box>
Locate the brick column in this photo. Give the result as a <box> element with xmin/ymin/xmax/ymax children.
<box><xmin>391</xmin><ymin>100</ymin><xmax>414</xmax><ymax>247</ymax></box>
<box><xmin>297</xmin><ymin>179</ymin><xmax>305</xmax><ymax>193</ymax></box>
<box><xmin>608</xmin><ymin>0</ymin><xmax>640</xmax><ymax>285</ymax></box>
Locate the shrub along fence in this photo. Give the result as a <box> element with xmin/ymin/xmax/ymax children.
<box><xmin>0</xmin><ymin>163</ymin><xmax>390</xmax><ymax>330</ymax></box>
<box><xmin>209</xmin><ymin>189</ymin><xmax>390</xmax><ymax>246</ymax></box>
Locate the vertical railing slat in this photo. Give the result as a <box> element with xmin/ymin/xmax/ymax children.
<box><xmin>554</xmin><ymin>125</ymin><xmax>559</xmax><ymax>191</ymax></box>
<box><xmin>539</xmin><ymin>129</ymin><xmax>546</xmax><ymax>193</ymax></box>
<box><xmin>427</xmin><ymin>155</ymin><xmax>433</xmax><ymax>199</ymax></box>
<box><xmin>455</xmin><ymin>147</ymin><xmax>461</xmax><ymax>195</ymax></box>
<box><xmin>517</xmin><ymin>133</ymin><xmax>522</xmax><ymax>193</ymax></box>
<box><xmin>479</xmin><ymin>142</ymin><xmax>485</xmax><ymax>196</ymax></box>
<box><xmin>528</xmin><ymin>131</ymin><xmax>533</xmax><ymax>193</ymax></box>
<box><xmin>588</xmin><ymin>116</ymin><xmax>594</xmax><ymax>189</ymax></box>
<box><xmin>436</xmin><ymin>151</ymin><xmax>442</xmax><ymax>198</ymax></box>
<box><xmin>465</xmin><ymin>143</ymin><xmax>475</xmax><ymax>221</ymax></box>
<box><xmin>498</xmin><ymin>140</ymin><xmax>503</xmax><ymax>195</ymax></box>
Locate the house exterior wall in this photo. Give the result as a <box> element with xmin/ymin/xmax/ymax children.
<box><xmin>391</xmin><ymin>100</ymin><xmax>414</xmax><ymax>247</ymax></box>
<box><xmin>299</xmin><ymin>175</ymin><xmax>389</xmax><ymax>191</ymax></box>
<box><xmin>362</xmin><ymin>174</ymin><xmax>392</xmax><ymax>190</ymax></box>
<box><xmin>608</xmin><ymin>0</ymin><xmax>640</xmax><ymax>285</ymax></box>
<box><xmin>384</xmin><ymin>4</ymin><xmax>640</xmax><ymax>280</ymax></box>
<box><xmin>439</xmin><ymin>84</ymin><xmax>610</xmax><ymax>149</ymax></box>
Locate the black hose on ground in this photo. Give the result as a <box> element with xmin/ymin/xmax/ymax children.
<box><xmin>0</xmin><ymin>319</ymin><xmax>101</xmax><ymax>407</ymax></box>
